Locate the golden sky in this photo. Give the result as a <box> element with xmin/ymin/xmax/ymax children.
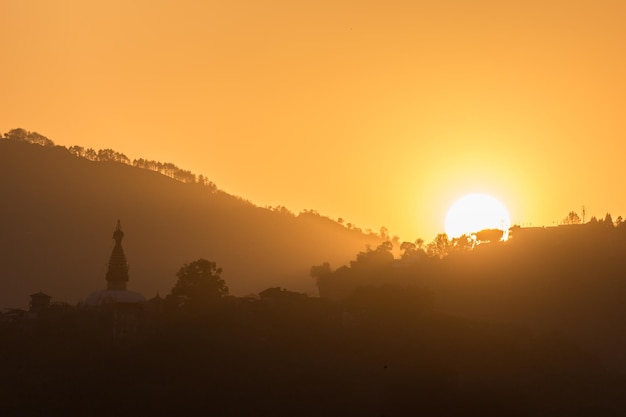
<box><xmin>2</xmin><ymin>0</ymin><xmax>625</xmax><ymax>241</ymax></box>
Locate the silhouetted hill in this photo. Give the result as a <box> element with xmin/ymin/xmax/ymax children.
<box><xmin>0</xmin><ymin>140</ymin><xmax>382</xmax><ymax>307</ymax></box>
<box><xmin>314</xmin><ymin>223</ymin><xmax>626</xmax><ymax>372</ymax></box>
<box><xmin>3</xmin><ymin>294</ymin><xmax>625</xmax><ymax>416</ymax></box>
<box><xmin>426</xmin><ymin>224</ymin><xmax>626</xmax><ymax>371</ymax></box>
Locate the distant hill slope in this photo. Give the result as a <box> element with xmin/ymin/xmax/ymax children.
<box><xmin>0</xmin><ymin>140</ymin><xmax>382</xmax><ymax>307</ymax></box>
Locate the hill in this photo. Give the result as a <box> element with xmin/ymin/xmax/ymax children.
<box><xmin>0</xmin><ymin>139</ymin><xmax>382</xmax><ymax>308</ymax></box>
<box><xmin>313</xmin><ymin>223</ymin><xmax>626</xmax><ymax>372</ymax></box>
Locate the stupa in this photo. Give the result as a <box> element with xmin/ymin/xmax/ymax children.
<box><xmin>84</xmin><ymin>220</ymin><xmax>146</xmax><ymax>306</ymax></box>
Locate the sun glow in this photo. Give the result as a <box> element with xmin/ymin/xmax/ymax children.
<box><xmin>445</xmin><ymin>194</ymin><xmax>511</xmax><ymax>239</ymax></box>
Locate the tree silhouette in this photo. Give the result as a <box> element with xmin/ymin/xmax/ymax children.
<box><xmin>400</xmin><ymin>241</ymin><xmax>416</xmax><ymax>254</ymax></box>
<box><xmin>451</xmin><ymin>234</ymin><xmax>474</xmax><ymax>252</ymax></box>
<box><xmin>85</xmin><ymin>148</ymin><xmax>97</xmax><ymax>160</ymax></box>
<box><xmin>400</xmin><ymin>241</ymin><xmax>427</xmax><ymax>262</ymax></box>
<box><xmin>68</xmin><ymin>145</ymin><xmax>85</xmax><ymax>158</ymax></box>
<box><xmin>428</xmin><ymin>233</ymin><xmax>450</xmax><ymax>258</ymax></box>
<box><xmin>166</xmin><ymin>259</ymin><xmax>228</xmax><ymax>312</ymax></box>
<box><xmin>562</xmin><ymin>211</ymin><xmax>582</xmax><ymax>225</ymax></box>
<box><xmin>604</xmin><ymin>213</ymin><xmax>614</xmax><ymax>228</ymax></box>
<box><xmin>97</xmin><ymin>148</ymin><xmax>130</xmax><ymax>164</ymax></box>
<box><xmin>351</xmin><ymin>241</ymin><xmax>394</xmax><ymax>269</ymax></box>
<box><xmin>310</xmin><ymin>262</ymin><xmax>333</xmax><ymax>297</ymax></box>
<box><xmin>3</xmin><ymin>128</ymin><xmax>54</xmax><ymax>146</ymax></box>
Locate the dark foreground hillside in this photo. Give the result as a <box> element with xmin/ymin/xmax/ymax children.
<box><xmin>1</xmin><ymin>296</ymin><xmax>625</xmax><ymax>417</ymax></box>
<box><xmin>0</xmin><ymin>140</ymin><xmax>381</xmax><ymax>307</ymax></box>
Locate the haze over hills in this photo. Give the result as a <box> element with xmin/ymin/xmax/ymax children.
<box><xmin>0</xmin><ymin>135</ymin><xmax>383</xmax><ymax>308</ymax></box>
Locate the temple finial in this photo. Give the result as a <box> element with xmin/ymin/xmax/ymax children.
<box><xmin>113</xmin><ymin>219</ymin><xmax>124</xmax><ymax>244</ymax></box>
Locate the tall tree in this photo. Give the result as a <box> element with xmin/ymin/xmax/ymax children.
<box><xmin>604</xmin><ymin>213</ymin><xmax>614</xmax><ymax>228</ymax></box>
<box><xmin>166</xmin><ymin>259</ymin><xmax>228</xmax><ymax>312</ymax></box>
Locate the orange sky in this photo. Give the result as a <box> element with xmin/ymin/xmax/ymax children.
<box><xmin>2</xmin><ymin>0</ymin><xmax>625</xmax><ymax>241</ymax></box>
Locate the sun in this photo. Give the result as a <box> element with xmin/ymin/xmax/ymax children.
<box><xmin>445</xmin><ymin>194</ymin><xmax>511</xmax><ymax>239</ymax></box>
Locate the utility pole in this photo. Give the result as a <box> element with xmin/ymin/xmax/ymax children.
<box><xmin>582</xmin><ymin>205</ymin><xmax>586</xmax><ymax>224</ymax></box>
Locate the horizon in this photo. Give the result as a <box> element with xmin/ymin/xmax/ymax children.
<box><xmin>1</xmin><ymin>131</ymin><xmax>617</xmax><ymax>312</ymax></box>
<box><xmin>1</xmin><ymin>127</ymin><xmax>621</xmax><ymax>241</ymax></box>
<box><xmin>3</xmin><ymin>1</ymin><xmax>626</xmax><ymax>240</ymax></box>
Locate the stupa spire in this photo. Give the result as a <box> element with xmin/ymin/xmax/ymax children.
<box><xmin>106</xmin><ymin>220</ymin><xmax>129</xmax><ymax>290</ymax></box>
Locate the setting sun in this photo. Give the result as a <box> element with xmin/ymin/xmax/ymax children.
<box><xmin>445</xmin><ymin>194</ymin><xmax>511</xmax><ymax>239</ymax></box>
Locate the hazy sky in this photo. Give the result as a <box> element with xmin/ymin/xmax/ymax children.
<box><xmin>2</xmin><ymin>0</ymin><xmax>625</xmax><ymax>241</ymax></box>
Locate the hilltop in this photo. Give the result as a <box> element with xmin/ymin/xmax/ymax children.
<box><xmin>0</xmin><ymin>135</ymin><xmax>383</xmax><ymax>307</ymax></box>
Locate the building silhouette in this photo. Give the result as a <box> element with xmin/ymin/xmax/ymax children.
<box><xmin>29</xmin><ymin>291</ymin><xmax>52</xmax><ymax>312</ymax></box>
<box><xmin>84</xmin><ymin>220</ymin><xmax>146</xmax><ymax>306</ymax></box>
<box><xmin>84</xmin><ymin>220</ymin><xmax>145</xmax><ymax>338</ymax></box>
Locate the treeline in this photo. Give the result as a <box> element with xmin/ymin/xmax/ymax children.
<box><xmin>2</xmin><ymin>128</ymin><xmax>217</xmax><ymax>190</ymax></box>
<box><xmin>312</xmin><ymin>220</ymin><xmax>626</xmax><ymax>301</ymax></box>
<box><xmin>2</xmin><ymin>128</ymin><xmax>394</xmax><ymax>239</ymax></box>
<box><xmin>561</xmin><ymin>209</ymin><xmax>623</xmax><ymax>227</ymax></box>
